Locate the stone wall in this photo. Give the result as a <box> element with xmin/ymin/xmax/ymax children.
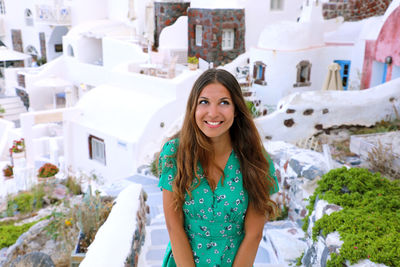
<box><xmin>322</xmin><ymin>0</ymin><xmax>392</xmax><ymax>21</ymax></box>
<box><xmin>154</xmin><ymin>2</ymin><xmax>190</xmax><ymax>48</ymax></box>
<box><xmin>188</xmin><ymin>8</ymin><xmax>245</xmax><ymax>67</ymax></box>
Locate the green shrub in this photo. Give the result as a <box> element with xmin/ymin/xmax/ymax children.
<box><xmin>303</xmin><ymin>167</ymin><xmax>400</xmax><ymax>266</ymax></box>
<box><xmin>0</xmin><ymin>220</ymin><xmax>38</xmax><ymax>249</ymax></box>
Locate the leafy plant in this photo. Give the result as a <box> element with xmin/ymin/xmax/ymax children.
<box><xmin>0</xmin><ymin>220</ymin><xmax>39</xmax><ymax>249</ymax></box>
<box><xmin>187</xmin><ymin>56</ymin><xmax>199</xmax><ymax>64</ymax></box>
<box><xmin>2</xmin><ymin>164</ymin><xmax>13</xmax><ymax>177</ymax></box>
<box><xmin>245</xmin><ymin>100</ymin><xmax>260</xmax><ymax>118</ymax></box>
<box><xmin>61</xmin><ymin>176</ymin><xmax>82</xmax><ymax>195</ymax></box>
<box><xmin>9</xmin><ymin>138</ymin><xmax>25</xmax><ymax>153</ymax></box>
<box><xmin>0</xmin><ymin>104</ymin><xmax>5</xmax><ymax>114</ymax></box>
<box><xmin>303</xmin><ymin>167</ymin><xmax>400</xmax><ymax>266</ymax></box>
<box><xmin>37</xmin><ymin>163</ymin><xmax>59</xmax><ymax>178</ymax></box>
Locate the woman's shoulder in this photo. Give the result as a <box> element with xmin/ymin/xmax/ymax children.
<box><xmin>160</xmin><ymin>138</ymin><xmax>179</xmax><ymax>156</ymax></box>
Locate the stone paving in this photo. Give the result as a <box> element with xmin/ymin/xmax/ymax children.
<box><xmin>120</xmin><ymin>174</ymin><xmax>286</xmax><ymax>267</ymax></box>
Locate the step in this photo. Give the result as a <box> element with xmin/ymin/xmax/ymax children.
<box><xmin>0</xmin><ymin>96</ymin><xmax>22</xmax><ymax>105</ymax></box>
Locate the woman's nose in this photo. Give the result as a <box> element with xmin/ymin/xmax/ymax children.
<box><xmin>207</xmin><ymin>103</ymin><xmax>218</xmax><ymax>117</ymax></box>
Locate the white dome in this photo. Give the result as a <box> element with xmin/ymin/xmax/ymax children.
<box><xmin>190</xmin><ymin>0</ymin><xmax>245</xmax><ymax>9</ymax></box>
<box><xmin>77</xmin><ymin>85</ymin><xmax>167</xmax><ymax>141</ymax></box>
<box><xmin>258</xmin><ymin>21</ymin><xmax>324</xmax><ymax>50</ymax></box>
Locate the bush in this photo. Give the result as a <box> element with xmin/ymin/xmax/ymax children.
<box><xmin>37</xmin><ymin>163</ymin><xmax>59</xmax><ymax>178</ymax></box>
<box><xmin>2</xmin><ymin>164</ymin><xmax>13</xmax><ymax>177</ymax></box>
<box><xmin>0</xmin><ymin>220</ymin><xmax>38</xmax><ymax>249</ymax></box>
<box><xmin>303</xmin><ymin>167</ymin><xmax>400</xmax><ymax>266</ymax></box>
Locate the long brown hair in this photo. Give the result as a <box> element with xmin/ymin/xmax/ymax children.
<box><xmin>167</xmin><ymin>68</ymin><xmax>278</xmax><ymax>218</ymax></box>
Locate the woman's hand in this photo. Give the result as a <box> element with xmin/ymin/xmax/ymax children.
<box><xmin>163</xmin><ymin>189</ymin><xmax>196</xmax><ymax>267</ymax></box>
<box><xmin>232</xmin><ymin>203</ymin><xmax>267</xmax><ymax>267</ymax></box>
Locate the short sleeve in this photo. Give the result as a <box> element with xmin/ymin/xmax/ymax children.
<box><xmin>157</xmin><ymin>139</ymin><xmax>179</xmax><ymax>192</ymax></box>
<box><xmin>266</xmin><ymin>155</ymin><xmax>279</xmax><ymax>195</ymax></box>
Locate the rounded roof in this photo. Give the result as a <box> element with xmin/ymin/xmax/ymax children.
<box><xmin>190</xmin><ymin>0</ymin><xmax>245</xmax><ymax>9</ymax></box>
<box><xmin>258</xmin><ymin>21</ymin><xmax>324</xmax><ymax>50</ymax></box>
<box><xmin>76</xmin><ymin>85</ymin><xmax>167</xmax><ymax>141</ymax></box>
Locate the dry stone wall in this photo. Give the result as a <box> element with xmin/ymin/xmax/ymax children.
<box><xmin>323</xmin><ymin>0</ymin><xmax>392</xmax><ymax>21</ymax></box>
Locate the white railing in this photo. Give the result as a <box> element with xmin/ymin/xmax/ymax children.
<box><xmin>35</xmin><ymin>4</ymin><xmax>71</xmax><ymax>25</ymax></box>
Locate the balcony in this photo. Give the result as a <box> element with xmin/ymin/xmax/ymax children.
<box><xmin>35</xmin><ymin>3</ymin><xmax>71</xmax><ymax>26</ymax></box>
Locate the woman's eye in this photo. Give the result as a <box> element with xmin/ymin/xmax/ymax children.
<box><xmin>220</xmin><ymin>100</ymin><xmax>230</xmax><ymax>105</ymax></box>
<box><xmin>199</xmin><ymin>100</ymin><xmax>208</xmax><ymax>105</ymax></box>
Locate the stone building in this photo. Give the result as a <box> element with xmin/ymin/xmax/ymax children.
<box><xmin>187</xmin><ymin>7</ymin><xmax>245</xmax><ymax>67</ymax></box>
<box><xmin>154</xmin><ymin>1</ymin><xmax>190</xmax><ymax>48</ymax></box>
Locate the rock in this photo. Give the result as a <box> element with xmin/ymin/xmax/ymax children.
<box><xmin>10</xmin><ymin>252</ymin><xmax>55</xmax><ymax>267</ymax></box>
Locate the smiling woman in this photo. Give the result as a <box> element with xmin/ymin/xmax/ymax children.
<box><xmin>157</xmin><ymin>68</ymin><xmax>280</xmax><ymax>267</ymax></box>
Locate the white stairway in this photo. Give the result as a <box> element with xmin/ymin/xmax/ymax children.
<box><xmin>0</xmin><ymin>95</ymin><xmax>27</xmax><ymax>121</ymax></box>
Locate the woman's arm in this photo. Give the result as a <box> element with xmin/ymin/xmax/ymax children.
<box><xmin>233</xmin><ymin>203</ymin><xmax>266</xmax><ymax>267</ymax></box>
<box><xmin>163</xmin><ymin>189</ymin><xmax>195</xmax><ymax>267</ymax></box>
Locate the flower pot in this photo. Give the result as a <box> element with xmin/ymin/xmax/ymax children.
<box><xmin>37</xmin><ymin>175</ymin><xmax>56</xmax><ymax>183</ymax></box>
<box><xmin>70</xmin><ymin>231</ymin><xmax>86</xmax><ymax>267</ymax></box>
<box><xmin>188</xmin><ymin>63</ymin><xmax>198</xmax><ymax>71</ymax></box>
<box><xmin>4</xmin><ymin>175</ymin><xmax>13</xmax><ymax>180</ymax></box>
<box><xmin>12</xmin><ymin>152</ymin><xmax>25</xmax><ymax>160</ymax></box>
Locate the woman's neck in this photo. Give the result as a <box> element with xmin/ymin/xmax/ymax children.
<box><xmin>211</xmin><ymin>136</ymin><xmax>232</xmax><ymax>157</ymax></box>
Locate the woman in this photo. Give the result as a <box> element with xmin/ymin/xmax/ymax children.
<box><xmin>158</xmin><ymin>68</ymin><xmax>279</xmax><ymax>267</ymax></box>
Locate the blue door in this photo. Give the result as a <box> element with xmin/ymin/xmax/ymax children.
<box><xmin>382</xmin><ymin>63</ymin><xmax>389</xmax><ymax>83</ymax></box>
<box><xmin>334</xmin><ymin>60</ymin><xmax>351</xmax><ymax>90</ymax></box>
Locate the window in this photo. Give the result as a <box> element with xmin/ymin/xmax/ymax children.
<box><xmin>54</xmin><ymin>44</ymin><xmax>63</xmax><ymax>53</ymax></box>
<box><xmin>270</xmin><ymin>0</ymin><xmax>284</xmax><ymax>11</ymax></box>
<box><xmin>195</xmin><ymin>25</ymin><xmax>202</xmax><ymax>46</ymax></box>
<box><xmin>67</xmin><ymin>44</ymin><xmax>74</xmax><ymax>57</ymax></box>
<box><xmin>252</xmin><ymin>61</ymin><xmax>267</xmax><ymax>85</ymax></box>
<box><xmin>25</xmin><ymin>9</ymin><xmax>34</xmax><ymax>26</ymax></box>
<box><xmin>222</xmin><ymin>29</ymin><xmax>234</xmax><ymax>51</ymax></box>
<box><xmin>0</xmin><ymin>0</ymin><xmax>5</xmax><ymax>14</ymax></box>
<box><xmin>334</xmin><ymin>60</ymin><xmax>351</xmax><ymax>90</ymax></box>
<box><xmin>294</xmin><ymin>60</ymin><xmax>312</xmax><ymax>87</ymax></box>
<box><xmin>88</xmin><ymin>135</ymin><xmax>106</xmax><ymax>165</ymax></box>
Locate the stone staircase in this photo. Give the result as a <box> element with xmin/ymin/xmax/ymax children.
<box><xmin>0</xmin><ymin>95</ymin><xmax>27</xmax><ymax>122</ymax></box>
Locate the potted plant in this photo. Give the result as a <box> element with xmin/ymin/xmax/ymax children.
<box><xmin>0</xmin><ymin>105</ymin><xmax>5</xmax><ymax>117</ymax></box>
<box><xmin>10</xmin><ymin>138</ymin><xmax>25</xmax><ymax>160</ymax></box>
<box><xmin>2</xmin><ymin>164</ymin><xmax>13</xmax><ymax>179</ymax></box>
<box><xmin>37</xmin><ymin>163</ymin><xmax>59</xmax><ymax>182</ymax></box>
<box><xmin>187</xmin><ymin>56</ymin><xmax>199</xmax><ymax>70</ymax></box>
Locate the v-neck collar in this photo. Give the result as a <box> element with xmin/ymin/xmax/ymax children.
<box><xmin>198</xmin><ymin>149</ymin><xmax>234</xmax><ymax>191</ymax></box>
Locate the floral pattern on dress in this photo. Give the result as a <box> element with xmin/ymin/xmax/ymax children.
<box><xmin>158</xmin><ymin>139</ymin><xmax>279</xmax><ymax>267</ymax></box>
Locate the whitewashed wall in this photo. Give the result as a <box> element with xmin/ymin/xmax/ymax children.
<box><xmin>102</xmin><ymin>37</ymin><xmax>148</xmax><ymax>69</ymax></box>
<box><xmin>245</xmin><ymin>0</ymin><xmax>303</xmax><ymax>50</ymax></box>
<box><xmin>249</xmin><ymin>45</ymin><xmax>353</xmax><ymax>106</ymax></box>
<box><xmin>159</xmin><ymin>16</ymin><xmax>188</xmax><ymax>50</ymax></box>
<box><xmin>255</xmin><ymin>77</ymin><xmax>400</xmax><ymax>143</ymax></box>
<box><xmin>70</xmin><ymin>0</ymin><xmax>108</xmax><ymax>25</ymax></box>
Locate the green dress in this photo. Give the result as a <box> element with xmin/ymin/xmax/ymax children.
<box><xmin>158</xmin><ymin>139</ymin><xmax>279</xmax><ymax>267</ymax></box>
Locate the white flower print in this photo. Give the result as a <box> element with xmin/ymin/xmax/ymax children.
<box><xmin>236</xmin><ymin>199</ymin><xmax>241</xmax><ymax>205</ymax></box>
<box><xmin>230</xmin><ymin>186</ymin><xmax>235</xmax><ymax>191</ymax></box>
<box><xmin>197</xmin><ymin>244</ymin><xmax>202</xmax><ymax>249</ymax></box>
<box><xmin>214</xmin><ymin>249</ymin><xmax>219</xmax><ymax>254</ymax></box>
<box><xmin>204</xmin><ymin>188</ymin><xmax>209</xmax><ymax>194</ymax></box>
<box><xmin>199</xmin><ymin>198</ymin><xmax>204</xmax><ymax>204</ymax></box>
<box><xmin>207</xmin><ymin>259</ymin><xmax>211</xmax><ymax>263</ymax></box>
<box><xmin>228</xmin><ymin>165</ymin><xmax>233</xmax><ymax>170</ymax></box>
<box><xmin>227</xmin><ymin>258</ymin><xmax>232</xmax><ymax>263</ymax></box>
<box><xmin>224</xmin><ymin>201</ymin><xmax>229</xmax><ymax>206</ymax></box>
<box><xmin>234</xmin><ymin>177</ymin><xmax>239</xmax><ymax>183</ymax></box>
<box><xmin>227</xmin><ymin>181</ymin><xmax>232</xmax><ymax>186</ymax></box>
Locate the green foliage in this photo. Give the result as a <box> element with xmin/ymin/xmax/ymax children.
<box><xmin>304</xmin><ymin>167</ymin><xmax>400</xmax><ymax>266</ymax></box>
<box><xmin>61</xmin><ymin>176</ymin><xmax>82</xmax><ymax>195</ymax></box>
<box><xmin>0</xmin><ymin>220</ymin><xmax>38</xmax><ymax>249</ymax></box>
<box><xmin>273</xmin><ymin>204</ymin><xmax>289</xmax><ymax>221</ymax></box>
<box><xmin>0</xmin><ymin>104</ymin><xmax>5</xmax><ymax>114</ymax></box>
<box><xmin>187</xmin><ymin>56</ymin><xmax>199</xmax><ymax>64</ymax></box>
<box><xmin>5</xmin><ymin>185</ymin><xmax>46</xmax><ymax>217</ymax></box>
<box><xmin>245</xmin><ymin>100</ymin><xmax>260</xmax><ymax>118</ymax></box>
<box><xmin>150</xmin><ymin>155</ymin><xmax>160</xmax><ymax>177</ymax></box>
<box><xmin>351</xmin><ymin>119</ymin><xmax>400</xmax><ymax>135</ymax></box>
<box><xmin>296</xmin><ymin>252</ymin><xmax>304</xmax><ymax>266</ymax></box>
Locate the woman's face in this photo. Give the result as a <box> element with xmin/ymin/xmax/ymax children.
<box><xmin>195</xmin><ymin>82</ymin><xmax>235</xmax><ymax>143</ymax></box>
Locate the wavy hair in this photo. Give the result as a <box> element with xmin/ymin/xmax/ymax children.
<box><xmin>167</xmin><ymin>68</ymin><xmax>278</xmax><ymax>218</ymax></box>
